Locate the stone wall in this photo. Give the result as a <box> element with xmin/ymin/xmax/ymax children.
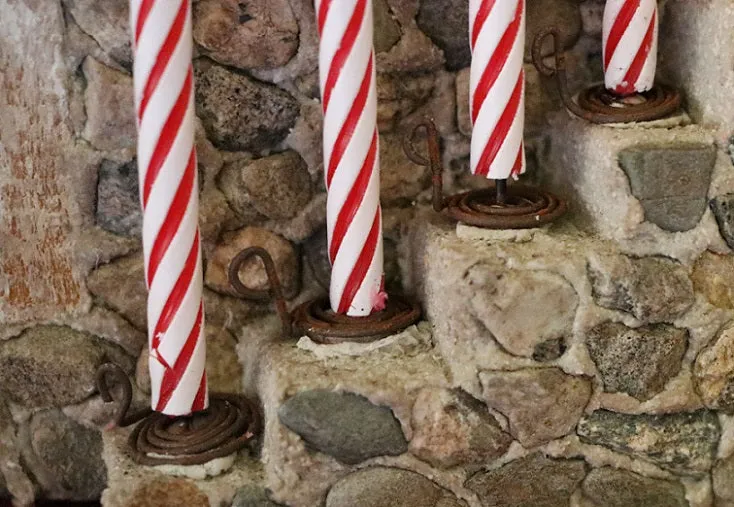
<box><xmin>3</xmin><ymin>0</ymin><xmax>734</xmax><ymax>506</ymax></box>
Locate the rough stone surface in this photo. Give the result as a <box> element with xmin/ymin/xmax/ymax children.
<box><xmin>95</xmin><ymin>159</ymin><xmax>141</xmax><ymax>237</ymax></box>
<box><xmin>28</xmin><ymin>409</ymin><xmax>105</xmax><ymax>499</ymax></box>
<box><xmin>527</xmin><ymin>0</ymin><xmax>582</xmax><ymax>60</ymax></box>
<box><xmin>194</xmin><ymin>60</ymin><xmax>299</xmax><ymax>152</ymax></box>
<box><xmin>193</xmin><ymin>0</ymin><xmax>298</xmax><ymax>70</ymax></box>
<box><xmin>380</xmin><ymin>133</ymin><xmax>431</xmax><ymax>205</ymax></box>
<box><xmin>82</xmin><ymin>57</ymin><xmax>135</xmax><ymax>152</ymax></box>
<box><xmin>205</xmin><ymin>226</ymin><xmax>299</xmax><ymax>299</ymax></box>
<box><xmin>691</xmin><ymin>251</ymin><xmax>734</xmax><ymax>309</ymax></box>
<box><xmin>416</xmin><ymin>0</ymin><xmax>469</xmax><ymax>70</ymax></box>
<box><xmin>0</xmin><ymin>396</ymin><xmax>34</xmax><ymax>506</ymax></box>
<box><xmin>326</xmin><ymin>467</ymin><xmax>464</xmax><ymax>507</ymax></box>
<box><xmin>232</xmin><ymin>485</ymin><xmax>284</xmax><ymax>507</ymax></box>
<box><xmin>373</xmin><ymin>0</ymin><xmax>401</xmax><ymax>54</ymax></box>
<box><xmin>713</xmin><ymin>454</ymin><xmax>734</xmax><ymax>504</ymax></box>
<box><xmin>581</xmin><ymin>467</ymin><xmax>688</xmax><ymax>507</ymax></box>
<box><xmin>694</xmin><ymin>323</ymin><xmax>734</xmax><ymax>413</ymax></box>
<box><xmin>0</xmin><ymin>326</ymin><xmax>107</xmax><ymax>408</ymax></box>
<box><xmin>619</xmin><ymin>145</ymin><xmax>716</xmax><ymax>232</ymax></box>
<box><xmin>218</xmin><ymin>151</ymin><xmax>312</xmax><ymax>220</ymax></box>
<box><xmin>479</xmin><ymin>368</ymin><xmax>592</xmax><ymax>448</ymax></box>
<box><xmin>711</xmin><ymin>193</ymin><xmax>734</xmax><ymax>250</ymax></box>
<box><xmin>588</xmin><ymin>254</ymin><xmax>695</xmax><ymax>323</ymax></box>
<box><xmin>465</xmin><ymin>453</ymin><xmax>586</xmax><ymax>507</ymax></box>
<box><xmin>278</xmin><ymin>390</ymin><xmax>408</xmax><ymax>465</ymax></box>
<box><xmin>88</xmin><ymin>253</ymin><xmax>147</xmax><ymax>329</ymax></box>
<box><xmin>467</xmin><ymin>265</ymin><xmax>578</xmax><ymax>358</ymax></box>
<box><xmin>127</xmin><ymin>478</ymin><xmax>209</xmax><ymax>507</ymax></box>
<box><xmin>64</xmin><ymin>0</ymin><xmax>131</xmax><ymax>66</ymax></box>
<box><xmin>409</xmin><ymin>387</ymin><xmax>512</xmax><ymax>468</ymax></box>
<box><xmin>586</xmin><ymin>322</ymin><xmax>688</xmax><ymax>401</ymax></box>
<box><xmin>577</xmin><ymin>410</ymin><xmax>720</xmax><ymax>475</ymax></box>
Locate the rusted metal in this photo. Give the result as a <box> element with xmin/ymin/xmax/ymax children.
<box><xmin>532</xmin><ymin>27</ymin><xmax>681</xmax><ymax>124</ymax></box>
<box><xmin>228</xmin><ymin>246</ymin><xmax>292</xmax><ymax>337</ymax></box>
<box><xmin>96</xmin><ymin>364</ymin><xmax>261</xmax><ymax>466</ymax></box>
<box><xmin>292</xmin><ymin>295</ymin><xmax>422</xmax><ymax>344</ymax></box>
<box><xmin>403</xmin><ymin>118</ymin><xmax>567</xmax><ymax>229</ymax></box>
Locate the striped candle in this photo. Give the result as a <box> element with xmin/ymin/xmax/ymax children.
<box><xmin>603</xmin><ymin>0</ymin><xmax>658</xmax><ymax>96</ymax></box>
<box><xmin>131</xmin><ymin>0</ymin><xmax>208</xmax><ymax>415</ymax></box>
<box><xmin>469</xmin><ymin>0</ymin><xmax>527</xmax><ymax>180</ymax></box>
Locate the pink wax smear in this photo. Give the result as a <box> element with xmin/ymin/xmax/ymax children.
<box><xmin>371</xmin><ymin>277</ymin><xmax>388</xmax><ymax>312</ymax></box>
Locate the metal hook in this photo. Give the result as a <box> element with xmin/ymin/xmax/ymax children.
<box><xmin>96</xmin><ymin>363</ymin><xmax>151</xmax><ymax>428</ymax></box>
<box><xmin>403</xmin><ymin>118</ymin><xmax>446</xmax><ymax>212</ymax></box>
<box><xmin>228</xmin><ymin>247</ymin><xmax>292</xmax><ymax>337</ymax></box>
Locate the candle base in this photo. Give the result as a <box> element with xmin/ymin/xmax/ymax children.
<box><xmin>96</xmin><ymin>364</ymin><xmax>260</xmax><ymax>467</ymax></box>
<box><xmin>291</xmin><ymin>295</ymin><xmax>421</xmax><ymax>344</ymax></box>
<box><xmin>532</xmin><ymin>27</ymin><xmax>681</xmax><ymax>124</ymax></box>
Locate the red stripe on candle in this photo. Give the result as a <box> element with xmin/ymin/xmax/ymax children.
<box><xmin>147</xmin><ymin>148</ymin><xmax>196</xmax><ymax>286</ymax></box>
<box><xmin>510</xmin><ymin>141</ymin><xmax>523</xmax><ymax>177</ymax></box>
<box><xmin>329</xmin><ymin>131</ymin><xmax>378</xmax><ymax>264</ymax></box>
<box><xmin>471</xmin><ymin>0</ymin><xmax>496</xmax><ymax>50</ymax></box>
<box><xmin>156</xmin><ymin>303</ymin><xmax>204</xmax><ymax>412</ymax></box>
<box><xmin>138</xmin><ymin>0</ymin><xmax>188</xmax><ymax>121</ymax></box>
<box><xmin>615</xmin><ymin>9</ymin><xmax>656</xmax><ymax>95</ymax></box>
<box><xmin>191</xmin><ymin>371</ymin><xmax>207</xmax><ymax>412</ymax></box>
<box><xmin>337</xmin><ymin>208</ymin><xmax>380</xmax><ymax>314</ymax></box>
<box><xmin>471</xmin><ymin>0</ymin><xmax>523</xmax><ymax>124</ymax></box>
<box><xmin>604</xmin><ymin>0</ymin><xmax>641</xmax><ymax>71</ymax></box>
<box><xmin>475</xmin><ymin>73</ymin><xmax>523</xmax><ymax>177</ymax></box>
<box><xmin>326</xmin><ymin>54</ymin><xmax>373</xmax><ymax>188</ymax></box>
<box><xmin>142</xmin><ymin>70</ymin><xmax>192</xmax><ymax>208</ymax></box>
<box><xmin>135</xmin><ymin>0</ymin><xmax>156</xmax><ymax>44</ymax></box>
<box><xmin>150</xmin><ymin>232</ymin><xmax>200</xmax><ymax>355</ymax></box>
<box><xmin>322</xmin><ymin>0</ymin><xmax>367</xmax><ymax>112</ymax></box>
<box><xmin>317</xmin><ymin>0</ymin><xmax>332</xmax><ymax>35</ymax></box>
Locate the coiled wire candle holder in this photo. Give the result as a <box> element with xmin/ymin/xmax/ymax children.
<box><xmin>531</xmin><ymin>27</ymin><xmax>681</xmax><ymax>124</ymax></box>
<box><xmin>228</xmin><ymin>247</ymin><xmax>421</xmax><ymax>344</ymax></box>
<box><xmin>403</xmin><ymin>119</ymin><xmax>566</xmax><ymax>229</ymax></box>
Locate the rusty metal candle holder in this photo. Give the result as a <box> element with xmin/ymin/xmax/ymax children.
<box><xmin>96</xmin><ymin>363</ymin><xmax>260</xmax><ymax>466</ymax></box>
<box><xmin>403</xmin><ymin>119</ymin><xmax>566</xmax><ymax>229</ymax></box>
<box><xmin>228</xmin><ymin>247</ymin><xmax>421</xmax><ymax>344</ymax></box>
<box><xmin>532</xmin><ymin>27</ymin><xmax>681</xmax><ymax>124</ymax></box>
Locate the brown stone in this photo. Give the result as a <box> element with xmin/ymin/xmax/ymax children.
<box><xmin>527</xmin><ymin>0</ymin><xmax>582</xmax><ymax>60</ymax></box>
<box><xmin>218</xmin><ymin>151</ymin><xmax>312</xmax><ymax>220</ymax></box>
<box><xmin>465</xmin><ymin>453</ymin><xmax>586</xmax><ymax>507</ymax></box>
<box><xmin>87</xmin><ymin>253</ymin><xmax>147</xmax><ymax>330</ymax></box>
<box><xmin>82</xmin><ymin>57</ymin><xmax>135</xmax><ymax>152</ymax></box>
<box><xmin>713</xmin><ymin>454</ymin><xmax>734</xmax><ymax>504</ymax></box>
<box><xmin>205</xmin><ymin>227</ymin><xmax>300</xmax><ymax>299</ymax></box>
<box><xmin>479</xmin><ymin>368</ymin><xmax>592</xmax><ymax>448</ymax></box>
<box><xmin>127</xmin><ymin>478</ymin><xmax>209</xmax><ymax>507</ymax></box>
<box><xmin>691</xmin><ymin>251</ymin><xmax>734</xmax><ymax>309</ymax></box>
<box><xmin>409</xmin><ymin>387</ymin><xmax>512</xmax><ymax>468</ymax></box>
<box><xmin>582</xmin><ymin>467</ymin><xmax>688</xmax><ymax>507</ymax></box>
<box><xmin>376</xmin><ymin>72</ymin><xmax>434</xmax><ymax>132</ymax></box>
<box><xmin>380</xmin><ymin>132</ymin><xmax>431</xmax><ymax>205</ymax></box>
<box><xmin>373</xmin><ymin>0</ymin><xmax>401</xmax><ymax>54</ymax></box>
<box><xmin>694</xmin><ymin>323</ymin><xmax>734</xmax><ymax>412</ymax></box>
<box><xmin>63</xmin><ymin>0</ymin><xmax>132</xmax><ymax>66</ymax></box>
<box><xmin>193</xmin><ymin>0</ymin><xmax>298</xmax><ymax>70</ymax></box>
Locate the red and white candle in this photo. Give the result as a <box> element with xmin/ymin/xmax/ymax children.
<box><xmin>131</xmin><ymin>0</ymin><xmax>208</xmax><ymax>415</ymax></box>
<box><xmin>469</xmin><ymin>0</ymin><xmax>526</xmax><ymax>180</ymax></box>
<box><xmin>316</xmin><ymin>0</ymin><xmax>386</xmax><ymax>316</ymax></box>
<box><xmin>603</xmin><ymin>0</ymin><xmax>658</xmax><ymax>96</ymax></box>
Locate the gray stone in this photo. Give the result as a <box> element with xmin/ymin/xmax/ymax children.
<box><xmin>232</xmin><ymin>485</ymin><xmax>284</xmax><ymax>507</ymax></box>
<box><xmin>409</xmin><ymin>387</ymin><xmax>512</xmax><ymax>468</ymax></box>
<box><xmin>205</xmin><ymin>226</ymin><xmax>300</xmax><ymax>299</ymax></box>
<box><xmin>694</xmin><ymin>323</ymin><xmax>734</xmax><ymax>413</ymax></box>
<box><xmin>586</xmin><ymin>322</ymin><xmax>688</xmax><ymax>401</ymax></box>
<box><xmin>29</xmin><ymin>409</ymin><xmax>105</xmax><ymax>499</ymax></box>
<box><xmin>581</xmin><ymin>467</ymin><xmax>688</xmax><ymax>507</ymax></box>
<box><xmin>193</xmin><ymin>0</ymin><xmax>298</xmax><ymax>70</ymax></box>
<box><xmin>87</xmin><ymin>252</ymin><xmax>147</xmax><ymax>329</ymax></box>
<box><xmin>278</xmin><ymin>390</ymin><xmax>408</xmax><ymax>465</ymax></box>
<box><xmin>479</xmin><ymin>368</ymin><xmax>592</xmax><ymax>448</ymax></box>
<box><xmin>713</xmin><ymin>454</ymin><xmax>734</xmax><ymax>504</ymax></box>
<box><xmin>468</xmin><ymin>265</ymin><xmax>578</xmax><ymax>358</ymax></box>
<box><xmin>82</xmin><ymin>57</ymin><xmax>136</xmax><ymax>152</ymax></box>
<box><xmin>95</xmin><ymin>159</ymin><xmax>141</xmax><ymax>237</ymax></box>
<box><xmin>465</xmin><ymin>453</ymin><xmax>586</xmax><ymax>507</ymax></box>
<box><xmin>64</xmin><ymin>0</ymin><xmax>131</xmax><ymax>66</ymax></box>
<box><xmin>532</xmin><ymin>338</ymin><xmax>567</xmax><ymax>363</ymax></box>
<box><xmin>218</xmin><ymin>151</ymin><xmax>312</xmax><ymax>220</ymax></box>
<box><xmin>373</xmin><ymin>0</ymin><xmax>401</xmax><ymax>54</ymax></box>
<box><xmin>577</xmin><ymin>410</ymin><xmax>720</xmax><ymax>475</ymax></box>
<box><xmin>619</xmin><ymin>145</ymin><xmax>716</xmax><ymax>232</ymax></box>
<box><xmin>416</xmin><ymin>0</ymin><xmax>470</xmax><ymax>70</ymax></box>
<box><xmin>0</xmin><ymin>397</ymin><xmax>34</xmax><ymax>506</ymax></box>
<box><xmin>711</xmin><ymin>193</ymin><xmax>734</xmax><ymax>250</ymax></box>
<box><xmin>588</xmin><ymin>255</ymin><xmax>695</xmax><ymax>324</ymax></box>
<box><xmin>376</xmin><ymin>72</ymin><xmax>434</xmax><ymax>132</ymax></box>
<box><xmin>0</xmin><ymin>326</ymin><xmax>107</xmax><ymax>408</ymax></box>
<box><xmin>326</xmin><ymin>467</ymin><xmax>465</xmax><ymax>507</ymax></box>
<box><xmin>194</xmin><ymin>60</ymin><xmax>299</xmax><ymax>152</ymax></box>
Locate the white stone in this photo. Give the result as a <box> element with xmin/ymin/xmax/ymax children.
<box><xmin>153</xmin><ymin>453</ymin><xmax>236</xmax><ymax>480</ymax></box>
